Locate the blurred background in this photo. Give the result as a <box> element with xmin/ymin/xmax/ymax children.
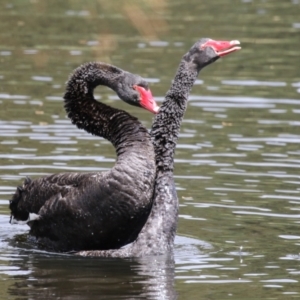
<box><xmin>0</xmin><ymin>0</ymin><xmax>300</xmax><ymax>299</ymax></box>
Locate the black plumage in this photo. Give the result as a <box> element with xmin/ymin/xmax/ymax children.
<box><xmin>9</xmin><ymin>62</ymin><xmax>157</xmax><ymax>252</ymax></box>
<box><xmin>77</xmin><ymin>38</ymin><xmax>241</xmax><ymax>257</ymax></box>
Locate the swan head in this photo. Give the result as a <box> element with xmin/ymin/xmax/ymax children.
<box><xmin>185</xmin><ymin>38</ymin><xmax>241</xmax><ymax>69</ymax></box>
<box><xmin>116</xmin><ymin>73</ymin><xmax>159</xmax><ymax>114</ymax></box>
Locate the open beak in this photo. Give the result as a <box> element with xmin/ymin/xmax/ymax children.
<box><xmin>134</xmin><ymin>85</ymin><xmax>159</xmax><ymax>114</ymax></box>
<box><xmin>202</xmin><ymin>40</ymin><xmax>241</xmax><ymax>57</ymax></box>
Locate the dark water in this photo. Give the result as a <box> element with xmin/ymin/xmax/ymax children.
<box><xmin>1</xmin><ymin>0</ymin><xmax>300</xmax><ymax>299</ymax></box>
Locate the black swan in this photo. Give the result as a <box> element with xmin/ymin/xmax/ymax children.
<box><xmin>77</xmin><ymin>38</ymin><xmax>241</xmax><ymax>257</ymax></box>
<box><xmin>9</xmin><ymin>62</ymin><xmax>160</xmax><ymax>251</ymax></box>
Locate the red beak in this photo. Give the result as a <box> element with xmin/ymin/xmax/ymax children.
<box><xmin>202</xmin><ymin>40</ymin><xmax>241</xmax><ymax>57</ymax></box>
<box><xmin>134</xmin><ymin>85</ymin><xmax>159</xmax><ymax>114</ymax></box>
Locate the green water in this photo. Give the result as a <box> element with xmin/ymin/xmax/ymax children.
<box><xmin>1</xmin><ymin>0</ymin><xmax>300</xmax><ymax>299</ymax></box>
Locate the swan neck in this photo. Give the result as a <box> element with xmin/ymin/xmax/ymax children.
<box><xmin>151</xmin><ymin>59</ymin><xmax>200</xmax><ymax>172</ymax></box>
<box><xmin>63</xmin><ymin>62</ymin><xmax>151</xmax><ymax>158</ymax></box>
<box><xmin>66</xmin><ymin>62</ymin><xmax>122</xmax><ymax>97</ymax></box>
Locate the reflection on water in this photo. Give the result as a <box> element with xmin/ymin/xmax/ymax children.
<box><xmin>3</xmin><ymin>249</ymin><xmax>177</xmax><ymax>300</ymax></box>
<box><xmin>1</xmin><ymin>0</ymin><xmax>300</xmax><ymax>299</ymax></box>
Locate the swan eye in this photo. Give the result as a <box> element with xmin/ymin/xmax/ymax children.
<box><xmin>137</xmin><ymin>82</ymin><xmax>149</xmax><ymax>91</ymax></box>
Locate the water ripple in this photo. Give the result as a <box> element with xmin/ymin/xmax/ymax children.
<box><xmin>233</xmin><ymin>211</ymin><xmax>300</xmax><ymax>218</ymax></box>
<box><xmin>221</xmin><ymin>80</ymin><xmax>287</xmax><ymax>87</ymax></box>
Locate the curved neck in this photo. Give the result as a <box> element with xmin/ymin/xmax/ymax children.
<box><xmin>151</xmin><ymin>59</ymin><xmax>200</xmax><ymax>173</ymax></box>
<box><xmin>65</xmin><ymin>62</ymin><xmax>123</xmax><ymax>98</ymax></box>
<box><xmin>63</xmin><ymin>62</ymin><xmax>150</xmax><ymax>158</ymax></box>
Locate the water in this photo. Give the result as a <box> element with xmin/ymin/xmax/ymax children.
<box><xmin>1</xmin><ymin>0</ymin><xmax>300</xmax><ymax>299</ymax></box>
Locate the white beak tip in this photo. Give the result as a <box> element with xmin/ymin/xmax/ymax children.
<box><xmin>230</xmin><ymin>40</ymin><xmax>241</xmax><ymax>45</ymax></box>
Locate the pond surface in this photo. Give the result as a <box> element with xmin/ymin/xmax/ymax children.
<box><xmin>1</xmin><ymin>0</ymin><xmax>300</xmax><ymax>299</ymax></box>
